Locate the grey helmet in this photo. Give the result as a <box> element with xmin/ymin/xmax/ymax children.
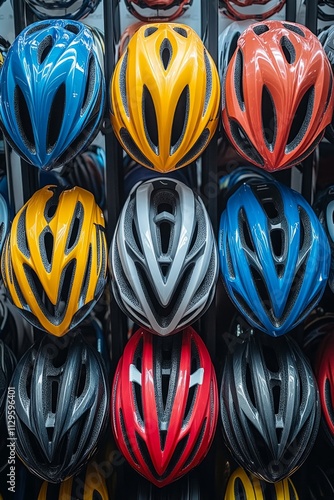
<box><xmin>220</xmin><ymin>333</ymin><xmax>320</xmax><ymax>482</ymax></box>
<box><xmin>110</xmin><ymin>178</ymin><xmax>219</xmax><ymax>336</ymax></box>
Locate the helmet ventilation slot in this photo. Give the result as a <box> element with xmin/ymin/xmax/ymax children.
<box><xmin>14</xmin><ymin>85</ymin><xmax>35</xmax><ymax>153</ymax></box>
<box><xmin>170</xmin><ymin>86</ymin><xmax>189</xmax><ymax>155</ymax></box>
<box><xmin>261</xmin><ymin>86</ymin><xmax>276</xmax><ymax>149</ymax></box>
<box><xmin>143</xmin><ymin>85</ymin><xmax>159</xmax><ymax>154</ymax></box>
<box><xmin>47</xmin><ymin>83</ymin><xmax>66</xmax><ymax>152</ymax></box>
<box><xmin>252</xmin><ymin>24</ymin><xmax>269</xmax><ymax>36</ymax></box>
<box><xmin>38</xmin><ymin>35</ymin><xmax>53</xmax><ymax>64</ymax></box>
<box><xmin>280</xmin><ymin>35</ymin><xmax>296</xmax><ymax>64</ymax></box>
<box><xmin>160</xmin><ymin>38</ymin><xmax>172</xmax><ymax>70</ymax></box>
<box><xmin>286</xmin><ymin>86</ymin><xmax>314</xmax><ymax>154</ymax></box>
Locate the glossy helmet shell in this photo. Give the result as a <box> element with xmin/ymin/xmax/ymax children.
<box><xmin>124</xmin><ymin>0</ymin><xmax>192</xmax><ymax>22</ymax></box>
<box><xmin>9</xmin><ymin>334</ymin><xmax>109</xmax><ymax>482</ymax></box>
<box><xmin>318</xmin><ymin>25</ymin><xmax>334</xmax><ymax>143</ymax></box>
<box><xmin>219</xmin><ymin>0</ymin><xmax>286</xmax><ymax>21</ymax></box>
<box><xmin>111</xmin><ymin>327</ymin><xmax>218</xmax><ymax>487</ymax></box>
<box><xmin>222</xmin><ymin>20</ymin><xmax>333</xmax><ymax>172</ymax></box>
<box><xmin>315</xmin><ymin>332</ymin><xmax>334</xmax><ymax>446</ymax></box>
<box><xmin>0</xmin><ymin>20</ymin><xmax>105</xmax><ymax>171</ymax></box>
<box><xmin>220</xmin><ymin>334</ymin><xmax>320</xmax><ymax>482</ymax></box>
<box><xmin>23</xmin><ymin>0</ymin><xmax>101</xmax><ymax>20</ymax></box>
<box><xmin>37</xmin><ymin>461</ymin><xmax>109</xmax><ymax>499</ymax></box>
<box><xmin>110</xmin><ymin>178</ymin><xmax>219</xmax><ymax>336</ymax></box>
<box><xmin>110</xmin><ymin>23</ymin><xmax>220</xmax><ymax>173</ymax></box>
<box><xmin>224</xmin><ymin>467</ymin><xmax>299</xmax><ymax>499</ymax></box>
<box><xmin>218</xmin><ymin>179</ymin><xmax>330</xmax><ymax>336</ymax></box>
<box><xmin>1</xmin><ymin>185</ymin><xmax>108</xmax><ymax>337</ymax></box>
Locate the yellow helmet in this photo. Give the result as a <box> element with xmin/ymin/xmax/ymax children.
<box><xmin>224</xmin><ymin>467</ymin><xmax>299</xmax><ymax>500</ymax></box>
<box><xmin>110</xmin><ymin>22</ymin><xmax>220</xmax><ymax>173</ymax></box>
<box><xmin>1</xmin><ymin>185</ymin><xmax>108</xmax><ymax>337</ymax></box>
<box><xmin>37</xmin><ymin>461</ymin><xmax>109</xmax><ymax>499</ymax></box>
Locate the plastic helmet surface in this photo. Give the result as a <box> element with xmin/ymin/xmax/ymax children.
<box><xmin>111</xmin><ymin>327</ymin><xmax>218</xmax><ymax>487</ymax></box>
<box><xmin>222</xmin><ymin>20</ymin><xmax>333</xmax><ymax>172</ymax></box>
<box><xmin>110</xmin><ymin>177</ymin><xmax>219</xmax><ymax>336</ymax></box>
<box><xmin>110</xmin><ymin>23</ymin><xmax>220</xmax><ymax>173</ymax></box>
<box><xmin>1</xmin><ymin>185</ymin><xmax>108</xmax><ymax>337</ymax></box>
<box><xmin>0</xmin><ymin>20</ymin><xmax>105</xmax><ymax>171</ymax></box>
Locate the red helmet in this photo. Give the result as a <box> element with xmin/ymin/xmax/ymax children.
<box><xmin>315</xmin><ymin>332</ymin><xmax>334</xmax><ymax>445</ymax></box>
<box><xmin>219</xmin><ymin>0</ymin><xmax>286</xmax><ymax>21</ymax></box>
<box><xmin>124</xmin><ymin>0</ymin><xmax>192</xmax><ymax>22</ymax></box>
<box><xmin>222</xmin><ymin>20</ymin><xmax>334</xmax><ymax>172</ymax></box>
<box><xmin>111</xmin><ymin>327</ymin><xmax>218</xmax><ymax>487</ymax></box>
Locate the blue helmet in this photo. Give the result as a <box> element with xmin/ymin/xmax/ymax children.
<box><xmin>0</xmin><ymin>20</ymin><xmax>105</xmax><ymax>171</ymax></box>
<box><xmin>218</xmin><ymin>179</ymin><xmax>331</xmax><ymax>336</ymax></box>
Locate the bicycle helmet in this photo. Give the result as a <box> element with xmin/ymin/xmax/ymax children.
<box><xmin>218</xmin><ymin>20</ymin><xmax>255</xmax><ymax>99</ymax></box>
<box><xmin>318</xmin><ymin>0</ymin><xmax>334</xmax><ymax>22</ymax></box>
<box><xmin>224</xmin><ymin>467</ymin><xmax>299</xmax><ymax>499</ymax></box>
<box><xmin>0</xmin><ymin>19</ymin><xmax>105</xmax><ymax>171</ymax></box>
<box><xmin>23</xmin><ymin>0</ymin><xmax>101</xmax><ymax>20</ymax></box>
<box><xmin>60</xmin><ymin>147</ymin><xmax>106</xmax><ymax>210</ymax></box>
<box><xmin>314</xmin><ymin>332</ymin><xmax>334</xmax><ymax>446</ymax></box>
<box><xmin>124</xmin><ymin>0</ymin><xmax>192</xmax><ymax>22</ymax></box>
<box><xmin>220</xmin><ymin>333</ymin><xmax>320</xmax><ymax>482</ymax></box>
<box><xmin>318</xmin><ymin>26</ymin><xmax>334</xmax><ymax>143</ymax></box>
<box><xmin>221</xmin><ymin>20</ymin><xmax>333</xmax><ymax>172</ymax></box>
<box><xmin>112</xmin><ymin>327</ymin><xmax>218</xmax><ymax>487</ymax></box>
<box><xmin>1</xmin><ymin>185</ymin><xmax>108</xmax><ymax>337</ymax></box>
<box><xmin>313</xmin><ymin>185</ymin><xmax>334</xmax><ymax>293</ymax></box>
<box><xmin>37</xmin><ymin>461</ymin><xmax>109</xmax><ymax>499</ymax></box>
<box><xmin>110</xmin><ymin>23</ymin><xmax>220</xmax><ymax>173</ymax></box>
<box><xmin>218</xmin><ymin>179</ymin><xmax>330</xmax><ymax>336</ymax></box>
<box><xmin>10</xmin><ymin>334</ymin><xmax>109</xmax><ymax>482</ymax></box>
<box><xmin>219</xmin><ymin>0</ymin><xmax>286</xmax><ymax>21</ymax></box>
<box><xmin>110</xmin><ymin>178</ymin><xmax>219</xmax><ymax>336</ymax></box>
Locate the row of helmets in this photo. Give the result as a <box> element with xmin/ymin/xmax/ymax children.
<box><xmin>1</xmin><ymin>2</ymin><xmax>334</xmax><ymax>499</ymax></box>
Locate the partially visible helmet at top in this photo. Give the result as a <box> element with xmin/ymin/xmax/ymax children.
<box><xmin>0</xmin><ymin>36</ymin><xmax>10</xmax><ymax>70</ymax></box>
<box><xmin>219</xmin><ymin>0</ymin><xmax>286</xmax><ymax>21</ymax></box>
<box><xmin>110</xmin><ymin>23</ymin><xmax>220</xmax><ymax>173</ymax></box>
<box><xmin>218</xmin><ymin>20</ymin><xmax>255</xmax><ymax>97</ymax></box>
<box><xmin>222</xmin><ymin>20</ymin><xmax>333</xmax><ymax>172</ymax></box>
<box><xmin>219</xmin><ymin>178</ymin><xmax>330</xmax><ymax>336</ymax></box>
<box><xmin>111</xmin><ymin>327</ymin><xmax>218</xmax><ymax>487</ymax></box>
<box><xmin>23</xmin><ymin>0</ymin><xmax>101</xmax><ymax>20</ymax></box>
<box><xmin>110</xmin><ymin>178</ymin><xmax>219</xmax><ymax>336</ymax></box>
<box><xmin>37</xmin><ymin>461</ymin><xmax>109</xmax><ymax>499</ymax></box>
<box><xmin>124</xmin><ymin>0</ymin><xmax>193</xmax><ymax>22</ymax></box>
<box><xmin>224</xmin><ymin>466</ymin><xmax>299</xmax><ymax>499</ymax></box>
<box><xmin>0</xmin><ymin>20</ymin><xmax>105</xmax><ymax>171</ymax></box>
<box><xmin>317</xmin><ymin>0</ymin><xmax>334</xmax><ymax>22</ymax></box>
<box><xmin>1</xmin><ymin>185</ymin><xmax>108</xmax><ymax>337</ymax></box>
<box><xmin>220</xmin><ymin>333</ymin><xmax>320</xmax><ymax>482</ymax></box>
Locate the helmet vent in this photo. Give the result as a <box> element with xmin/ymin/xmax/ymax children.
<box><xmin>51</xmin><ymin>380</ymin><xmax>58</xmax><ymax>413</ymax></box>
<box><xmin>144</xmin><ymin>27</ymin><xmax>158</xmax><ymax>37</ymax></box>
<box><xmin>272</xmin><ymin>384</ymin><xmax>281</xmax><ymax>416</ymax></box>
<box><xmin>270</xmin><ymin>228</ymin><xmax>284</xmax><ymax>259</ymax></box>
<box><xmin>14</xmin><ymin>85</ymin><xmax>35</xmax><ymax>153</ymax></box>
<box><xmin>76</xmin><ymin>363</ymin><xmax>87</xmax><ymax>397</ymax></box>
<box><xmin>234</xmin><ymin>49</ymin><xmax>244</xmax><ymax>111</ymax></box>
<box><xmin>42</xmin><ymin>230</ymin><xmax>54</xmax><ymax>269</ymax></box>
<box><xmin>160</xmin><ymin>38</ymin><xmax>172</xmax><ymax>70</ymax></box>
<box><xmin>82</xmin><ymin>56</ymin><xmax>96</xmax><ymax>116</ymax></box>
<box><xmin>262</xmin><ymin>200</ymin><xmax>279</xmax><ymax>220</ymax></box>
<box><xmin>160</xmin><ymin>222</ymin><xmax>171</xmax><ymax>256</ymax></box>
<box><xmin>252</xmin><ymin>24</ymin><xmax>269</xmax><ymax>36</ymax></box>
<box><xmin>173</xmin><ymin>26</ymin><xmax>187</xmax><ymax>38</ymax></box>
<box><xmin>25</xmin><ymin>22</ymin><xmax>51</xmax><ymax>36</ymax></box>
<box><xmin>64</xmin><ymin>23</ymin><xmax>80</xmax><ymax>35</ymax></box>
<box><xmin>38</xmin><ymin>35</ymin><xmax>53</xmax><ymax>64</ymax></box>
<box><xmin>280</xmin><ymin>35</ymin><xmax>296</xmax><ymax>64</ymax></box>
<box><xmin>47</xmin><ymin>83</ymin><xmax>66</xmax><ymax>153</ymax></box>
<box><xmin>17</xmin><ymin>208</ymin><xmax>30</xmax><ymax>258</ymax></box>
<box><xmin>119</xmin><ymin>410</ymin><xmax>138</xmax><ymax>466</ymax></box>
<box><xmin>234</xmin><ymin>477</ymin><xmax>247</xmax><ymax>497</ymax></box>
<box><xmin>245</xmin><ymin>363</ymin><xmax>256</xmax><ymax>408</ymax></box>
<box><xmin>120</xmin><ymin>128</ymin><xmax>154</xmax><ymax>169</ymax></box>
<box><xmin>175</xmin><ymin>128</ymin><xmax>210</xmax><ymax>168</ymax></box>
<box><xmin>66</xmin><ymin>204</ymin><xmax>82</xmax><ymax>253</ymax></box>
<box><xmin>119</xmin><ymin>51</ymin><xmax>129</xmax><ymax>118</ymax></box>
<box><xmin>229</xmin><ymin>120</ymin><xmax>264</xmax><ymax>166</ymax></box>
<box><xmin>143</xmin><ymin>85</ymin><xmax>159</xmax><ymax>154</ymax></box>
<box><xmin>203</xmin><ymin>49</ymin><xmax>213</xmax><ymax>116</ymax></box>
<box><xmin>282</xmin><ymin>23</ymin><xmax>305</xmax><ymax>37</ymax></box>
<box><xmin>182</xmin><ymin>418</ymin><xmax>206</xmax><ymax>470</ymax></box>
<box><xmin>261</xmin><ymin>86</ymin><xmax>276</xmax><ymax>150</ymax></box>
<box><xmin>249</xmin><ymin>265</ymin><xmax>271</xmax><ymax>316</ymax></box>
<box><xmin>170</xmin><ymin>85</ymin><xmax>189</xmax><ymax>155</ymax></box>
